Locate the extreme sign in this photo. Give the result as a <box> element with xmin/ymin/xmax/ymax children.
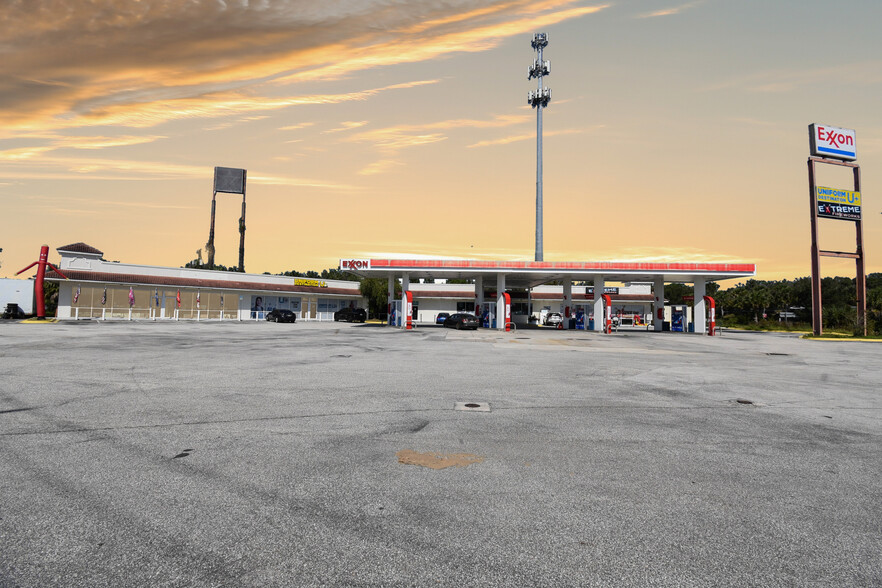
<box><xmin>809</xmin><ymin>124</ymin><xmax>856</xmax><ymax>160</ymax></box>
<box><xmin>817</xmin><ymin>186</ymin><xmax>861</xmax><ymax>220</ymax></box>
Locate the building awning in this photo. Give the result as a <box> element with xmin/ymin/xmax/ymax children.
<box><xmin>46</xmin><ymin>269</ymin><xmax>361</xmax><ymax>296</ymax></box>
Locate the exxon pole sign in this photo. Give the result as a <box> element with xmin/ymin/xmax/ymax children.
<box><xmin>809</xmin><ymin>124</ymin><xmax>856</xmax><ymax>161</ymax></box>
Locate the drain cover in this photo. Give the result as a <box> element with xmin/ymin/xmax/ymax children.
<box><xmin>455</xmin><ymin>402</ymin><xmax>490</xmax><ymax>412</ymax></box>
<box><xmin>735</xmin><ymin>398</ymin><xmax>754</xmax><ymax>405</ymax></box>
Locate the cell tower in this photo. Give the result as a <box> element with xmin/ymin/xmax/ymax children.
<box><xmin>528</xmin><ymin>33</ymin><xmax>551</xmax><ymax>262</ymax></box>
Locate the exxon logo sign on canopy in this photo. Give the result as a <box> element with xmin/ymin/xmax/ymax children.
<box><xmin>809</xmin><ymin>124</ymin><xmax>856</xmax><ymax>160</ymax></box>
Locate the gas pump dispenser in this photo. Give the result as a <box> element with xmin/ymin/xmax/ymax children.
<box><xmin>503</xmin><ymin>292</ymin><xmax>512</xmax><ymax>332</ymax></box>
<box><xmin>601</xmin><ymin>294</ymin><xmax>612</xmax><ymax>334</ymax></box>
<box><xmin>670</xmin><ymin>305</ymin><xmax>687</xmax><ymax>332</ymax></box>
<box><xmin>481</xmin><ymin>304</ymin><xmax>491</xmax><ymax>328</ymax></box>
<box><xmin>703</xmin><ymin>295</ymin><xmax>716</xmax><ymax>336</ymax></box>
<box><xmin>390</xmin><ymin>300</ymin><xmax>402</xmax><ymax>327</ymax></box>
<box><xmin>575</xmin><ymin>306</ymin><xmax>586</xmax><ymax>330</ymax></box>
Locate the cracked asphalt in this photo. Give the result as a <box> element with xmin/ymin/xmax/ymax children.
<box><xmin>1</xmin><ymin>320</ymin><xmax>880</xmax><ymax>587</ymax></box>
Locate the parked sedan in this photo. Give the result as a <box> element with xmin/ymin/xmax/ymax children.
<box><xmin>266</xmin><ymin>308</ymin><xmax>297</xmax><ymax>323</ymax></box>
<box><xmin>334</xmin><ymin>307</ymin><xmax>367</xmax><ymax>323</ymax></box>
<box><xmin>435</xmin><ymin>312</ymin><xmax>450</xmax><ymax>325</ymax></box>
<box><xmin>443</xmin><ymin>313</ymin><xmax>480</xmax><ymax>330</ymax></box>
<box><xmin>543</xmin><ymin>312</ymin><xmax>563</xmax><ymax>326</ymax></box>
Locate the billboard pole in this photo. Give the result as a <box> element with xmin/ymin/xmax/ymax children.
<box><xmin>210</xmin><ymin>167</ymin><xmax>247</xmax><ymax>272</ymax></box>
<box><xmin>206</xmin><ymin>191</ymin><xmax>217</xmax><ymax>268</ymax></box>
<box><xmin>238</xmin><ymin>171</ymin><xmax>247</xmax><ymax>273</ymax></box>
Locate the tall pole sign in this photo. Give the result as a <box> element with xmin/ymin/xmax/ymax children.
<box><xmin>207</xmin><ymin>167</ymin><xmax>248</xmax><ymax>272</ymax></box>
<box><xmin>807</xmin><ymin>124</ymin><xmax>866</xmax><ymax>336</ymax></box>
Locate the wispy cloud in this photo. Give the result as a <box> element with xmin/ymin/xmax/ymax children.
<box><xmin>358</xmin><ymin>159</ymin><xmax>404</xmax><ymax>176</ymax></box>
<box><xmin>279</xmin><ymin>122</ymin><xmax>316</xmax><ymax>131</ymax></box>
<box><xmin>467</xmin><ymin>127</ymin><xmax>590</xmax><ymax>148</ymax></box>
<box><xmin>324</xmin><ymin>121</ymin><xmax>370</xmax><ymax>134</ymax></box>
<box><xmin>636</xmin><ymin>1</ymin><xmax>703</xmax><ymax>18</ymax></box>
<box><xmin>0</xmin><ymin>154</ymin><xmax>359</xmax><ymax>190</ymax></box>
<box><xmin>347</xmin><ymin>114</ymin><xmax>530</xmax><ymax>153</ymax></box>
<box><xmin>1</xmin><ymin>80</ymin><xmax>440</xmax><ymax>134</ymax></box>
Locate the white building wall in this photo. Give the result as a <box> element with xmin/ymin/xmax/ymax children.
<box><xmin>1</xmin><ymin>278</ymin><xmax>35</xmax><ymax>315</ymax></box>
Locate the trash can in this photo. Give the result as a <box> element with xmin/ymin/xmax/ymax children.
<box><xmin>662</xmin><ymin>321</ymin><xmax>670</xmax><ymax>332</ymax></box>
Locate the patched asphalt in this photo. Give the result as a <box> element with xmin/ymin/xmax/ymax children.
<box><xmin>1</xmin><ymin>320</ymin><xmax>880</xmax><ymax>587</ymax></box>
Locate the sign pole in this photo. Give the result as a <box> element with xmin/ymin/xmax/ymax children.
<box><xmin>808</xmin><ymin>158</ymin><xmax>823</xmax><ymax>336</ymax></box>
<box><xmin>854</xmin><ymin>165</ymin><xmax>867</xmax><ymax>335</ymax></box>
<box><xmin>807</xmin><ymin>155</ymin><xmax>866</xmax><ymax>337</ymax></box>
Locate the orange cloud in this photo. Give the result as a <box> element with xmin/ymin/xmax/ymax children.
<box><xmin>0</xmin><ymin>1</ymin><xmax>607</xmax><ymax>133</ymax></box>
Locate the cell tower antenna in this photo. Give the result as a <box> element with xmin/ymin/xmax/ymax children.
<box><xmin>528</xmin><ymin>33</ymin><xmax>551</xmax><ymax>262</ymax></box>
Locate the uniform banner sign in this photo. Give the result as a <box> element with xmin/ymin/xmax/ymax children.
<box><xmin>817</xmin><ymin>186</ymin><xmax>861</xmax><ymax>220</ymax></box>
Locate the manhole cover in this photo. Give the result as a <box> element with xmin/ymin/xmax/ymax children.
<box><xmin>735</xmin><ymin>399</ymin><xmax>754</xmax><ymax>405</ymax></box>
<box><xmin>455</xmin><ymin>401</ymin><xmax>490</xmax><ymax>412</ymax></box>
<box><xmin>765</xmin><ymin>352</ymin><xmax>790</xmax><ymax>356</ymax></box>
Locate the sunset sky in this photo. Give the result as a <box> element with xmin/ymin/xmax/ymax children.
<box><xmin>2</xmin><ymin>0</ymin><xmax>881</xmax><ymax>282</ymax></box>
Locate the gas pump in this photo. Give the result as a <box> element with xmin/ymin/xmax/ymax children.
<box><xmin>481</xmin><ymin>304</ymin><xmax>491</xmax><ymax>328</ymax></box>
<box><xmin>575</xmin><ymin>306</ymin><xmax>585</xmax><ymax>330</ymax></box>
<box><xmin>390</xmin><ymin>300</ymin><xmax>401</xmax><ymax>327</ymax></box>
<box><xmin>670</xmin><ymin>305</ymin><xmax>687</xmax><ymax>332</ymax></box>
<box><xmin>503</xmin><ymin>292</ymin><xmax>512</xmax><ymax>332</ymax></box>
<box><xmin>703</xmin><ymin>295</ymin><xmax>716</xmax><ymax>336</ymax></box>
<box><xmin>601</xmin><ymin>294</ymin><xmax>612</xmax><ymax>334</ymax></box>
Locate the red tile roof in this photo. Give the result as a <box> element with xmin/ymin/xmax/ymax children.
<box><xmin>57</xmin><ymin>243</ymin><xmax>104</xmax><ymax>256</ymax></box>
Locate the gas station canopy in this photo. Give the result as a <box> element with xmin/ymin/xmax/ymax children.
<box><xmin>339</xmin><ymin>259</ymin><xmax>756</xmax><ymax>289</ymax></box>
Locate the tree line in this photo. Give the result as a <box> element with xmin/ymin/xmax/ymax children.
<box><xmin>703</xmin><ymin>274</ymin><xmax>882</xmax><ymax>335</ymax></box>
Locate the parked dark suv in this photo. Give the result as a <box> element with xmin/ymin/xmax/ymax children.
<box><xmin>334</xmin><ymin>307</ymin><xmax>367</xmax><ymax>323</ymax></box>
<box><xmin>266</xmin><ymin>308</ymin><xmax>297</xmax><ymax>323</ymax></box>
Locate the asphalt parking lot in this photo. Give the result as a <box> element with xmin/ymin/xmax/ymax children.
<box><xmin>1</xmin><ymin>320</ymin><xmax>880</xmax><ymax>587</ymax></box>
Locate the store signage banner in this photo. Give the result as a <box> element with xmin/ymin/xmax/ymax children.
<box><xmin>817</xmin><ymin>186</ymin><xmax>861</xmax><ymax>220</ymax></box>
<box><xmin>809</xmin><ymin>124</ymin><xmax>856</xmax><ymax>160</ymax></box>
<box><xmin>294</xmin><ymin>278</ymin><xmax>327</xmax><ymax>288</ymax></box>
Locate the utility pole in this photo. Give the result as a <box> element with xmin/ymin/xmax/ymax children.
<box><xmin>528</xmin><ymin>33</ymin><xmax>551</xmax><ymax>262</ymax></box>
